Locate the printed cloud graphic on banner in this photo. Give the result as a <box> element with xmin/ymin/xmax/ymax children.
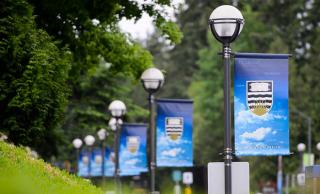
<box><xmin>241</xmin><ymin>127</ymin><xmax>272</xmax><ymax>141</ymax></box>
<box><xmin>157</xmin><ymin>133</ymin><xmax>170</xmax><ymax>146</ymax></box>
<box><xmin>157</xmin><ymin>132</ymin><xmax>191</xmax><ymax>146</ymax></box>
<box><xmin>162</xmin><ymin>148</ymin><xmax>182</xmax><ymax>157</ymax></box>
<box><xmin>125</xmin><ymin>158</ymin><xmax>139</xmax><ymax>165</ymax></box>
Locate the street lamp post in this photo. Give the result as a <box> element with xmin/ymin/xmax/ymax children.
<box><xmin>208</xmin><ymin>5</ymin><xmax>244</xmax><ymax>194</ymax></box>
<box><xmin>109</xmin><ymin>117</ymin><xmax>123</xmax><ymax>185</ymax></box>
<box><xmin>72</xmin><ymin>138</ymin><xmax>83</xmax><ymax>175</ymax></box>
<box><xmin>316</xmin><ymin>143</ymin><xmax>320</xmax><ymax>163</ymax></box>
<box><xmin>141</xmin><ymin>67</ymin><xmax>164</xmax><ymax>193</ymax></box>
<box><xmin>84</xmin><ymin>135</ymin><xmax>95</xmax><ymax>178</ymax></box>
<box><xmin>97</xmin><ymin>128</ymin><xmax>108</xmax><ymax>184</ymax></box>
<box><xmin>292</xmin><ymin>110</ymin><xmax>312</xmax><ymax>164</ymax></box>
<box><xmin>108</xmin><ymin>100</ymin><xmax>126</xmax><ymax>194</ymax></box>
<box><xmin>297</xmin><ymin>143</ymin><xmax>306</xmax><ymax>173</ymax></box>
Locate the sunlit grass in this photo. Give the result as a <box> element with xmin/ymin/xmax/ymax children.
<box><xmin>0</xmin><ymin>142</ymin><xmax>103</xmax><ymax>194</ymax></box>
<box><xmin>0</xmin><ymin>141</ymin><xmax>208</xmax><ymax>194</ymax></box>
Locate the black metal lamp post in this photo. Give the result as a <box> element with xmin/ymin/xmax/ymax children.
<box><xmin>84</xmin><ymin>135</ymin><xmax>95</xmax><ymax>178</ymax></box>
<box><xmin>108</xmin><ymin>100</ymin><xmax>126</xmax><ymax>194</ymax></box>
<box><xmin>141</xmin><ymin>67</ymin><xmax>164</xmax><ymax>194</ymax></box>
<box><xmin>97</xmin><ymin>128</ymin><xmax>108</xmax><ymax>184</ymax></box>
<box><xmin>297</xmin><ymin>143</ymin><xmax>306</xmax><ymax>173</ymax></box>
<box><xmin>317</xmin><ymin>143</ymin><xmax>320</xmax><ymax>163</ymax></box>
<box><xmin>72</xmin><ymin>138</ymin><xmax>83</xmax><ymax>175</ymax></box>
<box><xmin>208</xmin><ymin>5</ymin><xmax>244</xmax><ymax>194</ymax></box>
<box><xmin>293</xmin><ymin>110</ymin><xmax>312</xmax><ymax>165</ymax></box>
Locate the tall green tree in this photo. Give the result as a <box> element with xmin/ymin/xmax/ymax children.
<box><xmin>0</xmin><ymin>0</ymin><xmax>71</xmax><ymax>157</ymax></box>
<box><xmin>0</xmin><ymin>0</ymin><xmax>183</xmax><ymax>158</ymax></box>
<box><xmin>146</xmin><ymin>0</ymin><xmax>226</xmax><ymax>98</ymax></box>
<box><xmin>256</xmin><ymin>0</ymin><xmax>320</xmax><ymax>176</ymax></box>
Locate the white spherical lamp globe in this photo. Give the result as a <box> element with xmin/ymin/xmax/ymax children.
<box><xmin>297</xmin><ymin>143</ymin><xmax>306</xmax><ymax>152</ymax></box>
<box><xmin>108</xmin><ymin>100</ymin><xmax>126</xmax><ymax>118</ymax></box>
<box><xmin>84</xmin><ymin>135</ymin><xmax>95</xmax><ymax>146</ymax></box>
<box><xmin>108</xmin><ymin>118</ymin><xmax>123</xmax><ymax>131</ymax></box>
<box><xmin>108</xmin><ymin>118</ymin><xmax>117</xmax><ymax>131</ymax></box>
<box><xmin>72</xmin><ymin>138</ymin><xmax>83</xmax><ymax>149</ymax></box>
<box><xmin>141</xmin><ymin>67</ymin><xmax>164</xmax><ymax>92</ymax></box>
<box><xmin>316</xmin><ymin>142</ymin><xmax>320</xmax><ymax>151</ymax></box>
<box><xmin>209</xmin><ymin>5</ymin><xmax>244</xmax><ymax>43</ymax></box>
<box><xmin>97</xmin><ymin>128</ymin><xmax>107</xmax><ymax>140</ymax></box>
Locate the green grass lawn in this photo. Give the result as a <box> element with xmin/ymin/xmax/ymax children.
<box><xmin>0</xmin><ymin>141</ymin><xmax>104</xmax><ymax>194</ymax></box>
<box><xmin>0</xmin><ymin>141</ymin><xmax>207</xmax><ymax>194</ymax></box>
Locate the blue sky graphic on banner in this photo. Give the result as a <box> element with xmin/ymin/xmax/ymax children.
<box><xmin>78</xmin><ymin>148</ymin><xmax>115</xmax><ymax>177</ymax></box>
<box><xmin>78</xmin><ymin>150</ymin><xmax>89</xmax><ymax>177</ymax></box>
<box><xmin>156</xmin><ymin>99</ymin><xmax>193</xmax><ymax>167</ymax></box>
<box><xmin>234</xmin><ymin>53</ymin><xmax>290</xmax><ymax>156</ymax></box>
<box><xmin>104</xmin><ymin>148</ymin><xmax>115</xmax><ymax>177</ymax></box>
<box><xmin>119</xmin><ymin>123</ymin><xmax>148</xmax><ymax>176</ymax></box>
<box><xmin>91</xmin><ymin>148</ymin><xmax>102</xmax><ymax>176</ymax></box>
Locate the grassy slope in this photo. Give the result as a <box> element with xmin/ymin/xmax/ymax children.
<box><xmin>0</xmin><ymin>142</ymin><xmax>103</xmax><ymax>194</ymax></box>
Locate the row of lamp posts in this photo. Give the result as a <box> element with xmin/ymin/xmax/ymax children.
<box><xmin>73</xmin><ymin>129</ymin><xmax>110</xmax><ymax>177</ymax></box>
<box><xmin>297</xmin><ymin>142</ymin><xmax>320</xmax><ymax>173</ymax></box>
<box><xmin>72</xmin><ymin>67</ymin><xmax>164</xmax><ymax>194</ymax></box>
<box><xmin>72</xmin><ymin>4</ymin><xmax>245</xmax><ymax>194</ymax></box>
<box><xmin>64</xmin><ymin>5</ymin><xmax>320</xmax><ymax>194</ymax></box>
<box><xmin>72</xmin><ymin>101</ymin><xmax>125</xmax><ymax>193</ymax></box>
<box><xmin>70</xmin><ymin>4</ymin><xmax>295</xmax><ymax>194</ymax></box>
<box><xmin>75</xmin><ymin>5</ymin><xmax>246</xmax><ymax>194</ymax></box>
<box><xmin>279</xmin><ymin>142</ymin><xmax>320</xmax><ymax>192</ymax></box>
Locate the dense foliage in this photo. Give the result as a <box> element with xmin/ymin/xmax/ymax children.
<box><xmin>0</xmin><ymin>0</ymin><xmax>182</xmax><ymax>158</ymax></box>
<box><xmin>0</xmin><ymin>0</ymin><xmax>71</xmax><ymax>157</ymax></box>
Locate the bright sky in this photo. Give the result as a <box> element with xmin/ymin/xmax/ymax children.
<box><xmin>119</xmin><ymin>0</ymin><xmax>186</xmax><ymax>40</ymax></box>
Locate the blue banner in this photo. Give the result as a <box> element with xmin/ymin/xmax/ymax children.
<box><xmin>156</xmin><ymin>99</ymin><xmax>193</xmax><ymax>167</ymax></box>
<box><xmin>119</xmin><ymin>123</ymin><xmax>148</xmax><ymax>176</ymax></box>
<box><xmin>234</xmin><ymin>53</ymin><xmax>290</xmax><ymax>156</ymax></box>
<box><xmin>90</xmin><ymin>148</ymin><xmax>103</xmax><ymax>176</ymax></box>
<box><xmin>78</xmin><ymin>150</ymin><xmax>90</xmax><ymax>177</ymax></box>
<box><xmin>78</xmin><ymin>148</ymin><xmax>115</xmax><ymax>177</ymax></box>
<box><xmin>104</xmin><ymin>147</ymin><xmax>115</xmax><ymax>177</ymax></box>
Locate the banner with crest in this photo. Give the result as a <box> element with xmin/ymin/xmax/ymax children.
<box><xmin>78</xmin><ymin>150</ymin><xmax>90</xmax><ymax>177</ymax></box>
<box><xmin>156</xmin><ymin>99</ymin><xmax>193</xmax><ymax>167</ymax></box>
<box><xmin>119</xmin><ymin>123</ymin><xmax>148</xmax><ymax>176</ymax></box>
<box><xmin>90</xmin><ymin>148</ymin><xmax>103</xmax><ymax>176</ymax></box>
<box><xmin>234</xmin><ymin>53</ymin><xmax>290</xmax><ymax>156</ymax></box>
<box><xmin>78</xmin><ymin>147</ymin><xmax>115</xmax><ymax>177</ymax></box>
<box><xmin>103</xmin><ymin>147</ymin><xmax>115</xmax><ymax>176</ymax></box>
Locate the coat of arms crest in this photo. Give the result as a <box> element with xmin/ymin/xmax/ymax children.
<box><xmin>247</xmin><ymin>81</ymin><xmax>273</xmax><ymax>116</ymax></box>
<box><xmin>126</xmin><ymin>136</ymin><xmax>140</xmax><ymax>154</ymax></box>
<box><xmin>165</xmin><ymin>117</ymin><xmax>183</xmax><ymax>141</ymax></box>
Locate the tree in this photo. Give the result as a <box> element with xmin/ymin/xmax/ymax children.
<box><xmin>0</xmin><ymin>0</ymin><xmax>71</xmax><ymax>157</ymax></box>
<box><xmin>0</xmin><ymin>0</ymin><xmax>183</xmax><ymax>158</ymax></box>
<box><xmin>154</xmin><ymin>0</ymin><xmax>225</xmax><ymax>98</ymax></box>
